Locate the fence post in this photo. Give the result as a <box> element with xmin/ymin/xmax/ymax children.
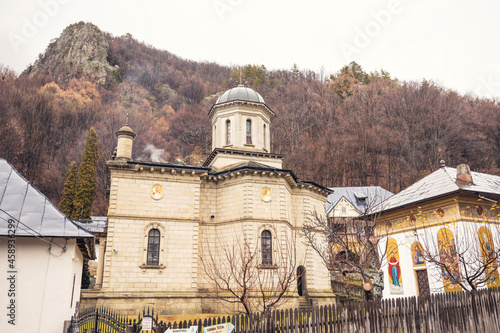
<box><xmin>94</xmin><ymin>307</ymin><xmax>99</xmax><ymax>333</ymax></box>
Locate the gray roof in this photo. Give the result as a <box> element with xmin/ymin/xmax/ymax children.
<box><xmin>370</xmin><ymin>166</ymin><xmax>500</xmax><ymax>214</ymax></box>
<box><xmin>74</xmin><ymin>216</ymin><xmax>107</xmax><ymax>234</ymax></box>
<box><xmin>215</xmin><ymin>86</ymin><xmax>265</xmax><ymax>105</ymax></box>
<box><xmin>0</xmin><ymin>159</ymin><xmax>94</xmax><ymax>238</ymax></box>
<box><xmin>326</xmin><ymin>186</ymin><xmax>394</xmax><ymax>215</ymax></box>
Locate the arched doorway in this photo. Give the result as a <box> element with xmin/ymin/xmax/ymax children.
<box><xmin>297</xmin><ymin>266</ymin><xmax>306</xmax><ymax>296</ymax></box>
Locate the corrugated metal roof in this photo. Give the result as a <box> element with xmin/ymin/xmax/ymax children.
<box><xmin>0</xmin><ymin>159</ymin><xmax>94</xmax><ymax>238</ymax></box>
<box><xmin>370</xmin><ymin>167</ymin><xmax>500</xmax><ymax>214</ymax></box>
<box><xmin>74</xmin><ymin>216</ymin><xmax>107</xmax><ymax>234</ymax></box>
<box><xmin>326</xmin><ymin>186</ymin><xmax>394</xmax><ymax>215</ymax></box>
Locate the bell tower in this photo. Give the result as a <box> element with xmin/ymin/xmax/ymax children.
<box><xmin>204</xmin><ymin>85</ymin><xmax>283</xmax><ymax>170</ymax></box>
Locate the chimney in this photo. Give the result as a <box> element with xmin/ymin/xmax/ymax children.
<box><xmin>115</xmin><ymin>125</ymin><xmax>136</xmax><ymax>161</ymax></box>
<box><xmin>439</xmin><ymin>160</ymin><xmax>446</xmax><ymax>169</ymax></box>
<box><xmin>456</xmin><ymin>164</ymin><xmax>473</xmax><ymax>187</ymax></box>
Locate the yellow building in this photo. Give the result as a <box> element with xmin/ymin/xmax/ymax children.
<box><xmin>373</xmin><ymin>163</ymin><xmax>500</xmax><ymax>298</ymax></box>
<box><xmin>82</xmin><ymin>86</ymin><xmax>335</xmax><ymax>314</ymax></box>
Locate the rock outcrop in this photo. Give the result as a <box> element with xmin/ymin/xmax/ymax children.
<box><xmin>25</xmin><ymin>22</ymin><xmax>120</xmax><ymax>85</ymax></box>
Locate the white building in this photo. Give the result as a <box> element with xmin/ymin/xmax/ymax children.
<box><xmin>372</xmin><ymin>164</ymin><xmax>500</xmax><ymax>298</ymax></box>
<box><xmin>326</xmin><ymin>186</ymin><xmax>393</xmax><ymax>218</ymax></box>
<box><xmin>0</xmin><ymin>159</ymin><xmax>95</xmax><ymax>333</ymax></box>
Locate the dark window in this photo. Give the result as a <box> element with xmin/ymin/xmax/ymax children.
<box><xmin>226</xmin><ymin>120</ymin><xmax>231</xmax><ymax>145</ymax></box>
<box><xmin>147</xmin><ymin>229</ymin><xmax>160</xmax><ymax>265</ymax></box>
<box><xmin>246</xmin><ymin>119</ymin><xmax>252</xmax><ymax>144</ymax></box>
<box><xmin>263</xmin><ymin>124</ymin><xmax>266</xmax><ymax>147</ymax></box>
<box><xmin>261</xmin><ymin>230</ymin><xmax>272</xmax><ymax>265</ymax></box>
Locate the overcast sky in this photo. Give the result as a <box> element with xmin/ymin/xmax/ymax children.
<box><xmin>1</xmin><ymin>0</ymin><xmax>499</xmax><ymax>98</ymax></box>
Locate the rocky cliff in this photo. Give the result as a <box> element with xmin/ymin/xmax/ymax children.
<box><xmin>25</xmin><ymin>21</ymin><xmax>120</xmax><ymax>85</ymax></box>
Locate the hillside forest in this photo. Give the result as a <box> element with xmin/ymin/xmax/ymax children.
<box><xmin>0</xmin><ymin>22</ymin><xmax>499</xmax><ymax>216</ymax></box>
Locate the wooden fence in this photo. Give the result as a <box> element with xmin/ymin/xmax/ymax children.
<box><xmin>148</xmin><ymin>287</ymin><xmax>500</xmax><ymax>333</ymax></box>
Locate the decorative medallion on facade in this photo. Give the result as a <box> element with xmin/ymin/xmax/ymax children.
<box><xmin>151</xmin><ymin>184</ymin><xmax>163</xmax><ymax>200</ymax></box>
<box><xmin>261</xmin><ymin>187</ymin><xmax>271</xmax><ymax>202</ymax></box>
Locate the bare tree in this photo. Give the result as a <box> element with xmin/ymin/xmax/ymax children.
<box><xmin>302</xmin><ymin>211</ymin><xmax>389</xmax><ymax>300</ymax></box>
<box><xmin>199</xmin><ymin>225</ymin><xmax>297</xmax><ymax>314</ymax></box>
<box><xmin>409</xmin><ymin>213</ymin><xmax>500</xmax><ymax>292</ymax></box>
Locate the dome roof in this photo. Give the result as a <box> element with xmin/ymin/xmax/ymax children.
<box><xmin>116</xmin><ymin>124</ymin><xmax>136</xmax><ymax>138</ymax></box>
<box><xmin>118</xmin><ymin>125</ymin><xmax>134</xmax><ymax>133</ymax></box>
<box><xmin>215</xmin><ymin>86</ymin><xmax>265</xmax><ymax>105</ymax></box>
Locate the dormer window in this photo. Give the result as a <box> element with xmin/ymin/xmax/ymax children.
<box><xmin>226</xmin><ymin>120</ymin><xmax>231</xmax><ymax>145</ymax></box>
<box><xmin>246</xmin><ymin>119</ymin><xmax>252</xmax><ymax>144</ymax></box>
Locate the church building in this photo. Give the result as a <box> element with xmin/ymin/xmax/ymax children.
<box><xmin>83</xmin><ymin>86</ymin><xmax>335</xmax><ymax>314</ymax></box>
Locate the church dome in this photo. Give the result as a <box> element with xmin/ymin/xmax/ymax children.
<box><xmin>118</xmin><ymin>125</ymin><xmax>134</xmax><ymax>133</ymax></box>
<box><xmin>215</xmin><ymin>85</ymin><xmax>265</xmax><ymax>105</ymax></box>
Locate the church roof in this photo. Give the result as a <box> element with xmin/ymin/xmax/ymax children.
<box><xmin>210</xmin><ymin>160</ymin><xmax>332</xmax><ymax>194</ymax></box>
<box><xmin>369</xmin><ymin>166</ymin><xmax>500</xmax><ymax>215</ymax></box>
<box><xmin>215</xmin><ymin>86</ymin><xmax>265</xmax><ymax>105</ymax></box>
<box><xmin>117</xmin><ymin>159</ymin><xmax>331</xmax><ymax>195</ymax></box>
<box><xmin>214</xmin><ymin>161</ymin><xmax>277</xmax><ymax>173</ymax></box>
<box><xmin>326</xmin><ymin>186</ymin><xmax>393</xmax><ymax>216</ymax></box>
<box><xmin>0</xmin><ymin>159</ymin><xmax>94</xmax><ymax>239</ymax></box>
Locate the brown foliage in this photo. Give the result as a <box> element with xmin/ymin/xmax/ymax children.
<box><xmin>2</xmin><ymin>32</ymin><xmax>500</xmax><ymax>216</ymax></box>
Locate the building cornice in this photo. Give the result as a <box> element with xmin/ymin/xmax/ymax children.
<box><xmin>203</xmin><ymin>148</ymin><xmax>284</xmax><ymax>167</ymax></box>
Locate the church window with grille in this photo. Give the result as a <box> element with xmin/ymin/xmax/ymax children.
<box><xmin>261</xmin><ymin>230</ymin><xmax>272</xmax><ymax>265</ymax></box>
<box><xmin>147</xmin><ymin>229</ymin><xmax>160</xmax><ymax>265</ymax></box>
<box><xmin>246</xmin><ymin>119</ymin><xmax>252</xmax><ymax>144</ymax></box>
<box><xmin>226</xmin><ymin>120</ymin><xmax>231</xmax><ymax>145</ymax></box>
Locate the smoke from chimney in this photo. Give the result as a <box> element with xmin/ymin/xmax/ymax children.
<box><xmin>141</xmin><ymin>144</ymin><xmax>166</xmax><ymax>163</ymax></box>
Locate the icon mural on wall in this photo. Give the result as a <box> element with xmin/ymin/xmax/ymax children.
<box><xmin>411</xmin><ymin>242</ymin><xmax>426</xmax><ymax>267</ymax></box>
<box><xmin>386</xmin><ymin>238</ymin><xmax>403</xmax><ymax>294</ymax></box>
<box><xmin>261</xmin><ymin>187</ymin><xmax>271</xmax><ymax>202</ymax></box>
<box><xmin>151</xmin><ymin>184</ymin><xmax>163</xmax><ymax>200</ymax></box>
<box><xmin>478</xmin><ymin>226</ymin><xmax>500</xmax><ymax>288</ymax></box>
<box><xmin>437</xmin><ymin>228</ymin><xmax>462</xmax><ymax>292</ymax></box>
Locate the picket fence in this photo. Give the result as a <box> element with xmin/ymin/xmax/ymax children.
<box><xmin>149</xmin><ymin>287</ymin><xmax>500</xmax><ymax>333</ymax></box>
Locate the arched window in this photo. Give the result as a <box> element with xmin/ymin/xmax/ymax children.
<box><xmin>246</xmin><ymin>119</ymin><xmax>252</xmax><ymax>144</ymax></box>
<box><xmin>261</xmin><ymin>230</ymin><xmax>272</xmax><ymax>265</ymax></box>
<box><xmin>226</xmin><ymin>120</ymin><xmax>231</xmax><ymax>145</ymax></box>
<box><xmin>147</xmin><ymin>229</ymin><xmax>160</xmax><ymax>265</ymax></box>
<box><xmin>263</xmin><ymin>124</ymin><xmax>266</xmax><ymax>147</ymax></box>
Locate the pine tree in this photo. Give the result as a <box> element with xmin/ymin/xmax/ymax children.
<box><xmin>59</xmin><ymin>161</ymin><xmax>77</xmax><ymax>217</ymax></box>
<box><xmin>81</xmin><ymin>260</ymin><xmax>90</xmax><ymax>289</ymax></box>
<box><xmin>72</xmin><ymin>127</ymin><xmax>98</xmax><ymax>220</ymax></box>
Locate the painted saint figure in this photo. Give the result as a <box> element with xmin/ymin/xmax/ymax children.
<box><xmin>413</xmin><ymin>247</ymin><xmax>425</xmax><ymax>265</ymax></box>
<box><xmin>388</xmin><ymin>251</ymin><xmax>401</xmax><ymax>286</ymax></box>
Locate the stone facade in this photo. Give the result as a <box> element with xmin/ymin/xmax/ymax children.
<box><xmin>82</xmin><ymin>86</ymin><xmax>335</xmax><ymax>315</ymax></box>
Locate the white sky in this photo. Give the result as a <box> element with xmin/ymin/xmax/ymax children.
<box><xmin>1</xmin><ymin>0</ymin><xmax>499</xmax><ymax>98</ymax></box>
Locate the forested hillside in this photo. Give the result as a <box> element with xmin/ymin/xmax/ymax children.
<box><xmin>1</xmin><ymin>22</ymin><xmax>499</xmax><ymax>215</ymax></box>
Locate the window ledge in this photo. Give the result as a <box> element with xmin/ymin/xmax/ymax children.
<box><xmin>244</xmin><ymin>144</ymin><xmax>255</xmax><ymax>147</ymax></box>
<box><xmin>258</xmin><ymin>264</ymin><xmax>278</xmax><ymax>270</ymax></box>
<box><xmin>223</xmin><ymin>144</ymin><xmax>233</xmax><ymax>148</ymax></box>
<box><xmin>140</xmin><ymin>264</ymin><xmax>165</xmax><ymax>270</ymax></box>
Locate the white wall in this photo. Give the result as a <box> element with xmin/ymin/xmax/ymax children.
<box><xmin>378</xmin><ymin>221</ymin><xmax>500</xmax><ymax>299</ymax></box>
<box><xmin>0</xmin><ymin>237</ymin><xmax>83</xmax><ymax>333</ymax></box>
